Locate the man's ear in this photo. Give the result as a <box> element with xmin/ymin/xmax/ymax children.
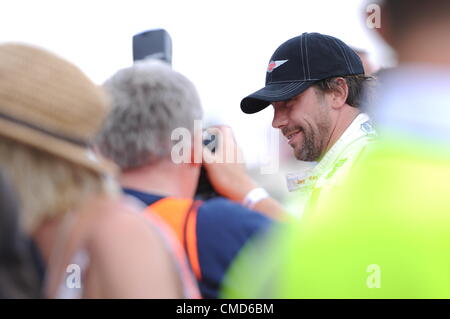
<box><xmin>330</xmin><ymin>77</ymin><xmax>348</xmax><ymax>110</ymax></box>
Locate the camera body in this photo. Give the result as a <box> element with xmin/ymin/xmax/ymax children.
<box><xmin>194</xmin><ymin>132</ymin><xmax>220</xmax><ymax>200</ymax></box>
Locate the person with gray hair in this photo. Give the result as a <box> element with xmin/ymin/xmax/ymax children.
<box><xmin>96</xmin><ymin>59</ymin><xmax>280</xmax><ymax>298</ymax></box>
<box><xmin>98</xmin><ymin>59</ymin><xmax>203</xmax><ymax>170</ymax></box>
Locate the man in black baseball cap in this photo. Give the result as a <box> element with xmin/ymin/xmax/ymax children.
<box><xmin>241</xmin><ymin>32</ymin><xmax>366</xmax><ymax>114</ymax></box>
<box><xmin>242</xmin><ymin>32</ymin><xmax>376</xmax><ymax>216</ymax></box>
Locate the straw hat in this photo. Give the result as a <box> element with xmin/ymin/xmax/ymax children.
<box><xmin>0</xmin><ymin>43</ymin><xmax>117</xmax><ymax>175</ymax></box>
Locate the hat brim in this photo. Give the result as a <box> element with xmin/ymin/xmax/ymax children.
<box><xmin>240</xmin><ymin>80</ymin><xmax>316</xmax><ymax>114</ymax></box>
<box><xmin>0</xmin><ymin>117</ymin><xmax>117</xmax><ymax>176</ymax></box>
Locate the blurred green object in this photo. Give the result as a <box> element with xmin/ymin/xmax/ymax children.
<box><xmin>222</xmin><ymin>137</ymin><xmax>450</xmax><ymax>298</ymax></box>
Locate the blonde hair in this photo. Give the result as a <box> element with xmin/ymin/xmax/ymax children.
<box><xmin>0</xmin><ymin>137</ymin><xmax>119</xmax><ymax>233</ymax></box>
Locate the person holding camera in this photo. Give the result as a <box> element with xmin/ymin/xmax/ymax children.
<box><xmin>96</xmin><ymin>59</ymin><xmax>284</xmax><ymax>298</ymax></box>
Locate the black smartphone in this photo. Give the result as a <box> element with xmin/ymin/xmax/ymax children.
<box><xmin>194</xmin><ymin>131</ymin><xmax>220</xmax><ymax>200</ymax></box>
<box><xmin>133</xmin><ymin>29</ymin><xmax>172</xmax><ymax>64</ymax></box>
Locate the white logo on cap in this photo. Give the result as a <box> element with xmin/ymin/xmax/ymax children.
<box><xmin>267</xmin><ymin>60</ymin><xmax>288</xmax><ymax>73</ymax></box>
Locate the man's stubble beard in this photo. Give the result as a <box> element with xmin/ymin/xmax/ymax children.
<box><xmin>293</xmin><ymin>112</ymin><xmax>332</xmax><ymax>162</ymax></box>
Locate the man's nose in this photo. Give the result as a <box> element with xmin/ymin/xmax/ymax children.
<box><xmin>272</xmin><ymin>106</ymin><xmax>288</xmax><ymax>129</ymax></box>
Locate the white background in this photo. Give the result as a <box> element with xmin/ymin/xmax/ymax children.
<box><xmin>2</xmin><ymin>0</ymin><xmax>394</xmax><ymax>167</ymax></box>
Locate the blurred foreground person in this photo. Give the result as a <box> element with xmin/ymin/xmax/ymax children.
<box><xmin>0</xmin><ymin>43</ymin><xmax>197</xmax><ymax>298</ymax></box>
<box><xmin>0</xmin><ymin>171</ymin><xmax>43</xmax><ymax>298</ymax></box>
<box><xmin>222</xmin><ymin>0</ymin><xmax>450</xmax><ymax>298</ymax></box>
<box><xmin>96</xmin><ymin>59</ymin><xmax>279</xmax><ymax>298</ymax></box>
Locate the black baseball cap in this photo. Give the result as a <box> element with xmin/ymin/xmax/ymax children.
<box><xmin>240</xmin><ymin>32</ymin><xmax>364</xmax><ymax>114</ymax></box>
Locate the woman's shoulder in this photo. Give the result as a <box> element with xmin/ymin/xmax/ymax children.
<box><xmin>82</xmin><ymin>195</ymin><xmax>184</xmax><ymax>298</ymax></box>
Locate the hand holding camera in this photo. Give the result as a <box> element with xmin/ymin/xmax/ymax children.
<box><xmin>202</xmin><ymin>126</ymin><xmax>258</xmax><ymax>202</ymax></box>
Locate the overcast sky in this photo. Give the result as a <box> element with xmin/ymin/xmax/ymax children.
<box><xmin>2</xmin><ymin>0</ymin><xmax>394</xmax><ymax>167</ymax></box>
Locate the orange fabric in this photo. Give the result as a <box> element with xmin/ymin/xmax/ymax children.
<box><xmin>145</xmin><ymin>198</ymin><xmax>192</xmax><ymax>244</ymax></box>
<box><xmin>143</xmin><ymin>212</ymin><xmax>201</xmax><ymax>298</ymax></box>
<box><xmin>185</xmin><ymin>201</ymin><xmax>202</xmax><ymax>280</ymax></box>
<box><xmin>145</xmin><ymin>197</ymin><xmax>202</xmax><ymax>280</ymax></box>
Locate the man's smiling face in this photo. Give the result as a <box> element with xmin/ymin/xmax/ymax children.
<box><xmin>271</xmin><ymin>86</ymin><xmax>333</xmax><ymax>162</ymax></box>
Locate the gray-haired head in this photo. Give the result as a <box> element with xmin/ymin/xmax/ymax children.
<box><xmin>96</xmin><ymin>59</ymin><xmax>203</xmax><ymax>170</ymax></box>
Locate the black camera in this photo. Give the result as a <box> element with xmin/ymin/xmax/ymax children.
<box><xmin>194</xmin><ymin>131</ymin><xmax>220</xmax><ymax>200</ymax></box>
